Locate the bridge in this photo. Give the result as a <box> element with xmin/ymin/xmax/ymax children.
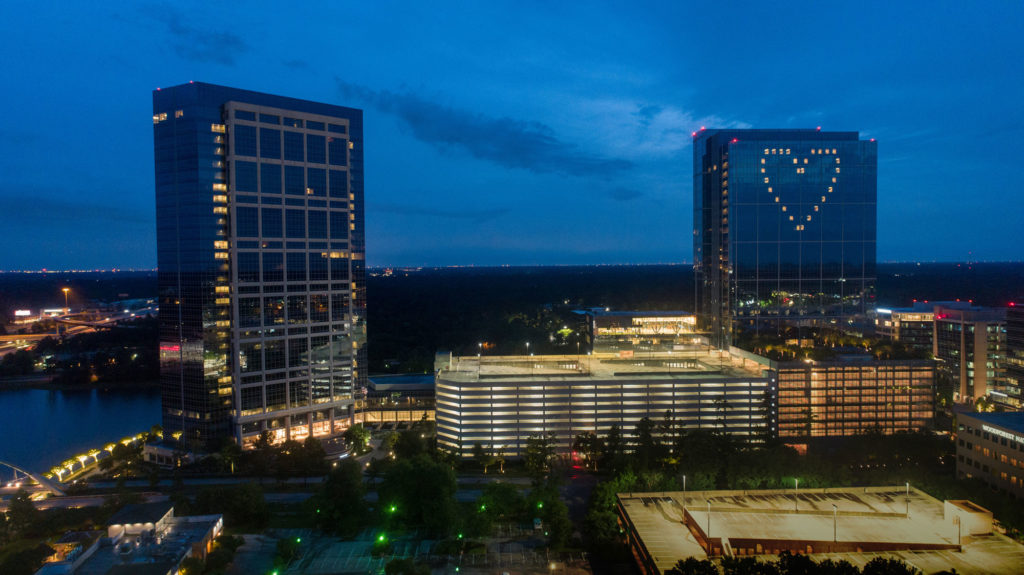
<box><xmin>0</xmin><ymin>461</ymin><xmax>65</xmax><ymax>496</ymax></box>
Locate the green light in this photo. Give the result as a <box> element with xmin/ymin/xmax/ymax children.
<box><xmin>378</xmin><ymin>534</ymin><xmax>386</xmax><ymax>542</ymax></box>
<box><xmin>537</xmin><ymin>502</ymin><xmax>544</xmax><ymax>508</ymax></box>
<box><xmin>296</xmin><ymin>537</ymin><xmax>301</xmax><ymax>543</ymax></box>
<box><xmin>316</xmin><ymin>508</ymin><xmax>321</xmax><ymax>513</ymax></box>
<box><xmin>389</xmin><ymin>504</ymin><xmax>397</xmax><ymax>513</ymax></box>
<box><xmin>479</xmin><ymin>504</ymin><xmax>486</xmax><ymax>512</ymax></box>
<box><xmin>457</xmin><ymin>533</ymin><xmax>463</xmax><ymax>539</ymax></box>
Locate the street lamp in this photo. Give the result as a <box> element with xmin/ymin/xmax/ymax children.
<box><xmin>794</xmin><ymin>478</ymin><xmax>799</xmax><ymax>512</ymax></box>
<box><xmin>832</xmin><ymin>503</ymin><xmax>838</xmax><ymax>543</ymax></box>
<box><xmin>706</xmin><ymin>500</ymin><xmax>711</xmax><ymax>539</ymax></box>
<box><xmin>62</xmin><ymin>287</ymin><xmax>70</xmax><ymax>314</ymax></box>
<box><xmin>478</xmin><ymin>342</ymin><xmax>482</xmax><ymax>358</ymax></box>
<box><xmin>682</xmin><ymin>474</ymin><xmax>687</xmax><ymax>513</ymax></box>
<box><xmin>905</xmin><ymin>481</ymin><xmax>910</xmax><ymax>517</ymax></box>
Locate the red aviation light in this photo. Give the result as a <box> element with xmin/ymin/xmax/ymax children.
<box><xmin>731</xmin><ymin>138</ymin><xmax>739</xmax><ymax>143</ymax></box>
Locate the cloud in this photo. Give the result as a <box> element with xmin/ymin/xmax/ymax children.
<box><xmin>154</xmin><ymin>10</ymin><xmax>247</xmax><ymax>65</ymax></box>
<box><xmin>373</xmin><ymin>202</ymin><xmax>510</xmax><ymax>222</ymax></box>
<box><xmin>608</xmin><ymin>187</ymin><xmax>643</xmax><ymax>201</ymax></box>
<box><xmin>336</xmin><ymin>81</ymin><xmax>633</xmax><ymax>179</ymax></box>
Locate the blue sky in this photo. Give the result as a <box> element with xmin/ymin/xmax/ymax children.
<box><xmin>0</xmin><ymin>1</ymin><xmax>1021</xmax><ymax>269</ymax></box>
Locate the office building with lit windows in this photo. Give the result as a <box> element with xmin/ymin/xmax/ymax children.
<box><xmin>957</xmin><ymin>410</ymin><xmax>1024</xmax><ymax>498</ymax></box>
<box><xmin>154</xmin><ymin>82</ymin><xmax>365</xmax><ymax>447</ymax></box>
<box><xmin>693</xmin><ymin>129</ymin><xmax>877</xmax><ymax>348</ymax></box>
<box><xmin>435</xmin><ymin>350</ymin><xmax>776</xmax><ymax>458</ymax></box>
<box><xmin>1003</xmin><ymin>304</ymin><xmax>1024</xmax><ymax>409</ymax></box>
<box><xmin>933</xmin><ymin>305</ymin><xmax>1006</xmax><ymax>405</ymax></box>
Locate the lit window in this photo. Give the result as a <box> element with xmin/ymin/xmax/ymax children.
<box><xmin>828</xmin><ymin>186</ymin><xmax>833</xmax><ymax>193</ymax></box>
<box><xmin>764</xmin><ymin>177</ymin><xmax>770</xmax><ymax>183</ymax></box>
<box><xmin>348</xmin><ymin>141</ymin><xmax>354</xmax><ymax>150</ymax></box>
<box><xmin>814</xmin><ymin>206</ymin><xmax>819</xmax><ymax>212</ymax></box>
<box><xmin>789</xmin><ymin>215</ymin><xmax>794</xmax><ymax>221</ymax></box>
<box><xmin>761</xmin><ymin>168</ymin><xmax>765</xmax><ymax>173</ymax></box>
<box><xmin>213</xmin><ymin>183</ymin><xmax>227</xmax><ymax>192</ymax></box>
<box><xmin>821</xmin><ymin>196</ymin><xmax>826</xmax><ymax>202</ymax></box>
<box><xmin>761</xmin><ymin>158</ymin><xmax>766</xmax><ymax>164</ymax></box>
<box><xmin>214</xmin><ymin>241</ymin><xmax>228</xmax><ymax>249</ymax></box>
<box><xmin>807</xmin><ymin>215</ymin><xmax>812</xmax><ymax>221</ymax></box>
<box><xmin>793</xmin><ymin>158</ymin><xmax>798</xmax><ymax>164</ymax></box>
<box><xmin>768</xmin><ymin>187</ymin><xmax>773</xmax><ymax>193</ymax></box>
<box><xmin>211</xmin><ymin>124</ymin><xmax>226</xmax><ymax>133</ymax></box>
<box><xmin>764</xmin><ymin>149</ymin><xmax>769</xmax><ymax>155</ymax></box>
<box><xmin>215</xmin><ymin>285</ymin><xmax>229</xmax><ymax>293</ymax></box>
<box><xmin>804</xmin><ymin>158</ymin><xmax>809</xmax><ymax>164</ymax></box>
<box><xmin>213</xmin><ymin>206</ymin><xmax>227</xmax><ymax>214</ymax></box>
<box><xmin>213</xmin><ymin>195</ymin><xmax>228</xmax><ymax>203</ymax></box>
<box><xmin>835</xmin><ymin>167</ymin><xmax>841</xmax><ymax>173</ymax></box>
<box><xmin>175</xmin><ymin>110</ymin><xmax>184</xmax><ymax>118</ymax></box>
<box><xmin>836</xmin><ymin>158</ymin><xmax>841</xmax><ymax>164</ymax></box>
<box><xmin>796</xmin><ymin>167</ymin><xmax>805</xmax><ymax>174</ymax></box>
<box><xmin>214</xmin><ymin>252</ymin><xmax>228</xmax><ymax>260</ymax></box>
<box><xmin>832</xmin><ymin>148</ymin><xmax>837</xmax><ymax>154</ymax></box>
<box><xmin>786</xmin><ymin>148</ymin><xmax>791</xmax><ymax>154</ymax></box>
<box><xmin>811</xmin><ymin>149</ymin><xmax>816</xmax><ymax>155</ymax></box>
<box><xmin>774</xmin><ymin>197</ymin><xmax>779</xmax><ymax>203</ymax></box>
<box><xmin>781</xmin><ymin>206</ymin><xmax>787</xmax><ymax>212</ymax></box>
<box><xmin>832</xmin><ymin>177</ymin><xmax>837</xmax><ymax>183</ymax></box>
<box><xmin>152</xmin><ymin>113</ymin><xmax>167</xmax><ymax>124</ymax></box>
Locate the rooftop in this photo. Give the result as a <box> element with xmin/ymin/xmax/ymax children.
<box><xmin>440</xmin><ymin>350</ymin><xmax>768</xmax><ymax>383</ymax></box>
<box><xmin>959</xmin><ymin>410</ymin><xmax>1024</xmax><ymax>436</ymax></box>
<box><xmin>618</xmin><ymin>487</ymin><xmax>1024</xmax><ymax>575</ymax></box>
<box><xmin>106</xmin><ymin>502</ymin><xmax>173</xmax><ymax>527</ymax></box>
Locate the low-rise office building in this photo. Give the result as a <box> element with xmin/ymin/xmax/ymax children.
<box><xmin>435</xmin><ymin>350</ymin><xmax>775</xmax><ymax>458</ymax></box>
<box><xmin>1004</xmin><ymin>304</ymin><xmax>1024</xmax><ymax>408</ymax></box>
<box><xmin>956</xmin><ymin>410</ymin><xmax>1024</xmax><ymax>498</ymax></box>
<box><xmin>578</xmin><ymin>309</ymin><xmax>707</xmax><ymax>355</ymax></box>
<box><xmin>732</xmin><ymin>348</ymin><xmax>934</xmax><ymax>439</ymax></box>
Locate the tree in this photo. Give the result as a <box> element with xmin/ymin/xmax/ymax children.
<box><xmin>394</xmin><ymin>429</ymin><xmax>427</xmax><ymax>459</ymax></box>
<box><xmin>572</xmin><ymin>432</ymin><xmax>605</xmax><ymax>471</ymax></box>
<box><xmin>861</xmin><ymin>557</ymin><xmax>921</xmax><ymax>575</ymax></box>
<box><xmin>378</xmin><ymin>454</ymin><xmax>458</xmax><ymax>537</ymax></box>
<box><xmin>7</xmin><ymin>489</ymin><xmax>39</xmax><ymax>533</ymax></box>
<box><xmin>301</xmin><ymin>435</ymin><xmax>328</xmax><ymax>476</ymax></box>
<box><xmin>473</xmin><ymin>442</ymin><xmax>496</xmax><ymax>473</ymax></box>
<box><xmin>722</xmin><ymin>556</ymin><xmax>780</xmax><ymax>575</ymax></box>
<box><xmin>543</xmin><ymin>499</ymin><xmax>572</xmax><ymax>550</ymax></box>
<box><xmin>314</xmin><ymin>458</ymin><xmax>368</xmax><ymax>536</ymax></box>
<box><xmin>601</xmin><ymin>424</ymin><xmax>628</xmax><ymax>472</ymax></box>
<box><xmin>193</xmin><ymin>482</ymin><xmax>270</xmax><ymax>530</ymax></box>
<box><xmin>479</xmin><ymin>481</ymin><xmax>525</xmax><ymax>520</ymax></box>
<box><xmin>634</xmin><ymin>417</ymin><xmax>662</xmax><ymax>471</ymax></box>
<box><xmin>343</xmin><ymin>424</ymin><xmax>371</xmax><ymax>452</ymax></box>
<box><xmin>524</xmin><ymin>434</ymin><xmax>555</xmax><ymax>480</ymax></box>
<box><xmin>666</xmin><ymin>557</ymin><xmax>719</xmax><ymax>575</ymax></box>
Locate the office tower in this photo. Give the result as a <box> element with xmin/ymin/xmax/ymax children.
<box><xmin>154</xmin><ymin>82</ymin><xmax>365</xmax><ymax>447</ymax></box>
<box><xmin>1006</xmin><ymin>304</ymin><xmax>1024</xmax><ymax>408</ymax></box>
<box><xmin>693</xmin><ymin>129</ymin><xmax>877</xmax><ymax>348</ymax></box>
<box><xmin>934</xmin><ymin>305</ymin><xmax>1007</xmax><ymax>405</ymax></box>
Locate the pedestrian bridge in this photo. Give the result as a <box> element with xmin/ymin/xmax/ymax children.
<box><xmin>0</xmin><ymin>460</ymin><xmax>65</xmax><ymax>496</ymax></box>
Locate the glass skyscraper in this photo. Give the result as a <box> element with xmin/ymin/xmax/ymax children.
<box><xmin>693</xmin><ymin>129</ymin><xmax>877</xmax><ymax>348</ymax></box>
<box><xmin>153</xmin><ymin>82</ymin><xmax>365</xmax><ymax>447</ymax></box>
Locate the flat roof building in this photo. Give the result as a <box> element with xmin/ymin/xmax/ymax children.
<box><xmin>436</xmin><ymin>350</ymin><xmax>775</xmax><ymax>458</ymax></box>
<box><xmin>618</xmin><ymin>486</ymin><xmax>1024</xmax><ymax>574</ymax></box>
<box><xmin>956</xmin><ymin>410</ymin><xmax>1024</xmax><ymax>498</ymax></box>
<box><xmin>577</xmin><ymin>309</ymin><xmax>707</xmax><ymax>355</ymax></box>
<box><xmin>153</xmin><ymin>82</ymin><xmax>365</xmax><ymax>447</ymax></box>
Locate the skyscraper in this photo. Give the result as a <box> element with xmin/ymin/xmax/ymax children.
<box><xmin>154</xmin><ymin>82</ymin><xmax>365</xmax><ymax>448</ymax></box>
<box><xmin>693</xmin><ymin>129</ymin><xmax>877</xmax><ymax>348</ymax></box>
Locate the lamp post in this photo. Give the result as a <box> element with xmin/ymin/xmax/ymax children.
<box><xmin>832</xmin><ymin>503</ymin><xmax>838</xmax><ymax>543</ymax></box>
<box><xmin>905</xmin><ymin>481</ymin><xmax>910</xmax><ymax>517</ymax></box>
<box><xmin>478</xmin><ymin>342</ymin><xmax>482</xmax><ymax>358</ymax></box>
<box><xmin>794</xmin><ymin>478</ymin><xmax>799</xmax><ymax>512</ymax></box>
<box><xmin>62</xmin><ymin>287</ymin><xmax>70</xmax><ymax>314</ymax></box>
<box><xmin>706</xmin><ymin>500</ymin><xmax>711</xmax><ymax>540</ymax></box>
<box><xmin>682</xmin><ymin>474</ymin><xmax>687</xmax><ymax>513</ymax></box>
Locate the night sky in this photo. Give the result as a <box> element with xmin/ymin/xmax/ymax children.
<box><xmin>1</xmin><ymin>2</ymin><xmax>1021</xmax><ymax>270</ymax></box>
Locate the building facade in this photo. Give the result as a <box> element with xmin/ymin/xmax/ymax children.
<box><xmin>933</xmin><ymin>305</ymin><xmax>1006</xmax><ymax>405</ymax></box>
<box><xmin>693</xmin><ymin>129</ymin><xmax>877</xmax><ymax>348</ymax></box>
<box><xmin>1004</xmin><ymin>304</ymin><xmax>1024</xmax><ymax>409</ymax></box>
<box><xmin>772</xmin><ymin>357</ymin><xmax>935</xmax><ymax>438</ymax></box>
<box><xmin>875</xmin><ymin>305</ymin><xmax>936</xmax><ymax>352</ymax></box>
<box><xmin>154</xmin><ymin>82</ymin><xmax>366</xmax><ymax>447</ymax></box>
<box><xmin>956</xmin><ymin>411</ymin><xmax>1024</xmax><ymax>498</ymax></box>
<box><xmin>581</xmin><ymin>309</ymin><xmax>705</xmax><ymax>354</ymax></box>
<box><xmin>435</xmin><ymin>352</ymin><xmax>775</xmax><ymax>458</ymax></box>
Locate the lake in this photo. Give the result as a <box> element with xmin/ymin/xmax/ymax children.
<box><xmin>0</xmin><ymin>387</ymin><xmax>160</xmax><ymax>477</ymax></box>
